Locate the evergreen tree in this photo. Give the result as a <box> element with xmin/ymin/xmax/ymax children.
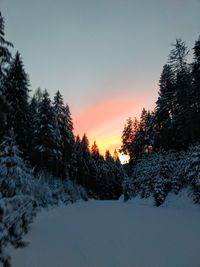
<box><xmin>53</xmin><ymin>91</ymin><xmax>75</xmax><ymax>178</ymax></box>
<box><xmin>29</xmin><ymin>88</ymin><xmax>44</xmax><ymax>160</ymax></box>
<box><xmin>3</xmin><ymin>52</ymin><xmax>30</xmax><ymax>155</ymax></box>
<box><xmin>153</xmin><ymin>155</ymin><xmax>173</xmax><ymax>206</ymax></box>
<box><xmin>154</xmin><ymin>64</ymin><xmax>175</xmax><ymax>149</ymax></box>
<box><xmin>32</xmin><ymin>89</ymin><xmax>61</xmax><ymax>175</ymax></box>
<box><xmin>105</xmin><ymin>150</ymin><xmax>114</xmax><ymax>164</ymax></box>
<box><xmin>120</xmin><ymin>117</ymin><xmax>134</xmax><ymax>155</ymax></box>
<box><xmin>33</xmin><ymin>87</ymin><xmax>43</xmax><ymax>103</ymax></box>
<box><xmin>64</xmin><ymin>104</ymin><xmax>75</xmax><ymax>176</ymax></box>
<box><xmin>91</xmin><ymin>141</ymin><xmax>99</xmax><ymax>154</ymax></box>
<box><xmin>73</xmin><ymin>135</ymin><xmax>81</xmax><ymax>181</ymax></box>
<box><xmin>75</xmin><ymin>134</ymin><xmax>94</xmax><ymax>189</ymax></box>
<box><xmin>91</xmin><ymin>141</ymin><xmax>101</xmax><ymax>162</ymax></box>
<box><xmin>113</xmin><ymin>150</ymin><xmax>124</xmax><ymax>197</ymax></box>
<box><xmin>168</xmin><ymin>39</ymin><xmax>191</xmax><ymax>148</ymax></box>
<box><xmin>130</xmin><ymin>109</ymin><xmax>152</xmax><ymax>159</ymax></box>
<box><xmin>113</xmin><ymin>149</ymin><xmax>119</xmax><ymax>161</ymax></box>
<box><xmin>103</xmin><ymin>150</ymin><xmax>123</xmax><ymax>199</ymax></box>
<box><xmin>187</xmin><ymin>145</ymin><xmax>200</xmax><ymax>203</ymax></box>
<box><xmin>0</xmin><ymin>92</ymin><xmax>10</xmax><ymax>141</ymax></box>
<box><xmin>0</xmin><ymin>12</ymin><xmax>13</xmax><ymax>140</ymax></box>
<box><xmin>0</xmin><ymin>12</ymin><xmax>13</xmax><ymax>84</ymax></box>
<box><xmin>191</xmin><ymin>36</ymin><xmax>200</xmax><ymax>142</ymax></box>
<box><xmin>0</xmin><ymin>130</ymin><xmax>33</xmax><ymax>197</ymax></box>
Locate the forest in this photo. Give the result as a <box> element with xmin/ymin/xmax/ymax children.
<box><xmin>0</xmin><ymin>10</ymin><xmax>200</xmax><ymax>266</ymax></box>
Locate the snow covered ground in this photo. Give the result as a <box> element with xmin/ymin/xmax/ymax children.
<box><xmin>9</xmin><ymin>192</ymin><xmax>200</xmax><ymax>267</ymax></box>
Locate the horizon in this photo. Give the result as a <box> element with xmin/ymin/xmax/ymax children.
<box><xmin>1</xmin><ymin>0</ymin><xmax>200</xmax><ymax>156</ymax></box>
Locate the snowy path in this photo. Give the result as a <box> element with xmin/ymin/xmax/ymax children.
<box><xmin>10</xmin><ymin>199</ymin><xmax>200</xmax><ymax>267</ymax></box>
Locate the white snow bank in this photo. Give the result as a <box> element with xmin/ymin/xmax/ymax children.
<box><xmin>9</xmin><ymin>199</ymin><xmax>200</xmax><ymax>267</ymax></box>
<box><xmin>163</xmin><ymin>188</ymin><xmax>200</xmax><ymax>210</ymax></box>
<box><xmin>125</xmin><ymin>188</ymin><xmax>200</xmax><ymax>211</ymax></box>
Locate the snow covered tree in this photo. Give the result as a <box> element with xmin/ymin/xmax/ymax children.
<box><xmin>0</xmin><ymin>130</ymin><xmax>33</xmax><ymax>197</ymax></box>
<box><xmin>155</xmin><ymin>64</ymin><xmax>175</xmax><ymax>150</ymax></box>
<box><xmin>186</xmin><ymin>145</ymin><xmax>200</xmax><ymax>203</ymax></box>
<box><xmin>75</xmin><ymin>134</ymin><xmax>94</xmax><ymax>190</ymax></box>
<box><xmin>33</xmin><ymin>87</ymin><xmax>43</xmax><ymax>103</ymax></box>
<box><xmin>168</xmin><ymin>39</ymin><xmax>191</xmax><ymax>149</ymax></box>
<box><xmin>120</xmin><ymin>117</ymin><xmax>134</xmax><ymax>155</ymax></box>
<box><xmin>0</xmin><ymin>12</ymin><xmax>13</xmax><ymax>142</ymax></box>
<box><xmin>130</xmin><ymin>109</ymin><xmax>153</xmax><ymax>159</ymax></box>
<box><xmin>32</xmin><ymin>89</ymin><xmax>61</xmax><ymax>175</ymax></box>
<box><xmin>0</xmin><ymin>93</ymin><xmax>10</xmax><ymax>142</ymax></box>
<box><xmin>91</xmin><ymin>141</ymin><xmax>102</xmax><ymax>173</ymax></box>
<box><xmin>53</xmin><ymin>91</ymin><xmax>75</xmax><ymax>178</ymax></box>
<box><xmin>191</xmin><ymin>36</ymin><xmax>200</xmax><ymax>143</ymax></box>
<box><xmin>3</xmin><ymin>52</ymin><xmax>31</xmax><ymax>156</ymax></box>
<box><xmin>102</xmin><ymin>150</ymin><xmax>123</xmax><ymax>199</ymax></box>
<box><xmin>0</xmin><ymin>12</ymin><xmax>13</xmax><ymax>85</ymax></box>
<box><xmin>153</xmin><ymin>154</ymin><xmax>173</xmax><ymax>206</ymax></box>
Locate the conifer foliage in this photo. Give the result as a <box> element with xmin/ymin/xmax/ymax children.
<box><xmin>121</xmin><ymin>36</ymin><xmax>200</xmax><ymax>204</ymax></box>
<box><xmin>121</xmin><ymin>37</ymin><xmax>200</xmax><ymax>159</ymax></box>
<box><xmin>0</xmin><ymin>130</ymin><xmax>33</xmax><ymax>198</ymax></box>
<box><xmin>32</xmin><ymin>89</ymin><xmax>61</xmax><ymax>175</ymax></box>
<box><xmin>0</xmin><ymin>12</ymin><xmax>13</xmax><ymax>141</ymax></box>
<box><xmin>3</xmin><ymin>52</ymin><xmax>30</xmax><ymax>155</ymax></box>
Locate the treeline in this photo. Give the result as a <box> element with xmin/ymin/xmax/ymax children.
<box><xmin>121</xmin><ymin>37</ymin><xmax>200</xmax><ymax>205</ymax></box>
<box><xmin>0</xmin><ymin>11</ymin><xmax>125</xmax><ymax>200</ymax></box>
<box><xmin>121</xmin><ymin>38</ymin><xmax>200</xmax><ymax>159</ymax></box>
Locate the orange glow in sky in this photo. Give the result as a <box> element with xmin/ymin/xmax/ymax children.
<box><xmin>73</xmin><ymin>88</ymin><xmax>156</xmax><ymax>156</ymax></box>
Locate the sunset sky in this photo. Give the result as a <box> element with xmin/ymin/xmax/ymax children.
<box><xmin>1</xmin><ymin>0</ymin><xmax>200</xmax><ymax>155</ymax></box>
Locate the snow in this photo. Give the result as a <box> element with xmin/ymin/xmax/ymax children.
<box><xmin>9</xmin><ymin>195</ymin><xmax>200</xmax><ymax>267</ymax></box>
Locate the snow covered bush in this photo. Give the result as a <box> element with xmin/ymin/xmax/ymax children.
<box><xmin>0</xmin><ymin>196</ymin><xmax>36</xmax><ymax>267</ymax></box>
<box><xmin>31</xmin><ymin>171</ymin><xmax>54</xmax><ymax>207</ymax></box>
<box><xmin>186</xmin><ymin>145</ymin><xmax>200</xmax><ymax>203</ymax></box>
<box><xmin>123</xmin><ymin>150</ymin><xmax>195</xmax><ymax>206</ymax></box>
<box><xmin>0</xmin><ymin>131</ymin><xmax>34</xmax><ymax>198</ymax></box>
<box><xmin>32</xmin><ymin>170</ymin><xmax>88</xmax><ymax>206</ymax></box>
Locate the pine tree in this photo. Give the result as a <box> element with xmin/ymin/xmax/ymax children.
<box><xmin>191</xmin><ymin>36</ymin><xmax>200</xmax><ymax>142</ymax></box>
<box><xmin>120</xmin><ymin>117</ymin><xmax>134</xmax><ymax>155</ymax></box>
<box><xmin>103</xmin><ymin>150</ymin><xmax>123</xmax><ymax>199</ymax></box>
<box><xmin>64</xmin><ymin>104</ymin><xmax>75</xmax><ymax>176</ymax></box>
<box><xmin>75</xmin><ymin>134</ymin><xmax>94</xmax><ymax>190</ymax></box>
<box><xmin>130</xmin><ymin>109</ymin><xmax>152</xmax><ymax>159</ymax></box>
<box><xmin>33</xmin><ymin>87</ymin><xmax>43</xmax><ymax>103</ymax></box>
<box><xmin>105</xmin><ymin>150</ymin><xmax>114</xmax><ymax>163</ymax></box>
<box><xmin>0</xmin><ymin>92</ymin><xmax>10</xmax><ymax>141</ymax></box>
<box><xmin>73</xmin><ymin>135</ymin><xmax>81</xmax><ymax>181</ymax></box>
<box><xmin>0</xmin><ymin>12</ymin><xmax>13</xmax><ymax>84</ymax></box>
<box><xmin>91</xmin><ymin>141</ymin><xmax>101</xmax><ymax>162</ymax></box>
<box><xmin>168</xmin><ymin>39</ymin><xmax>191</xmax><ymax>149</ymax></box>
<box><xmin>154</xmin><ymin>64</ymin><xmax>175</xmax><ymax>149</ymax></box>
<box><xmin>113</xmin><ymin>149</ymin><xmax>119</xmax><ymax>161</ymax></box>
<box><xmin>187</xmin><ymin>145</ymin><xmax>200</xmax><ymax>203</ymax></box>
<box><xmin>0</xmin><ymin>12</ymin><xmax>13</xmax><ymax>140</ymax></box>
<box><xmin>153</xmin><ymin>155</ymin><xmax>173</xmax><ymax>206</ymax></box>
<box><xmin>113</xmin><ymin>149</ymin><xmax>124</xmax><ymax>197</ymax></box>
<box><xmin>32</xmin><ymin>89</ymin><xmax>61</xmax><ymax>175</ymax></box>
<box><xmin>3</xmin><ymin>52</ymin><xmax>30</xmax><ymax>156</ymax></box>
<box><xmin>0</xmin><ymin>130</ymin><xmax>33</xmax><ymax>197</ymax></box>
<box><xmin>91</xmin><ymin>141</ymin><xmax>99</xmax><ymax>154</ymax></box>
<box><xmin>53</xmin><ymin>91</ymin><xmax>75</xmax><ymax>178</ymax></box>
